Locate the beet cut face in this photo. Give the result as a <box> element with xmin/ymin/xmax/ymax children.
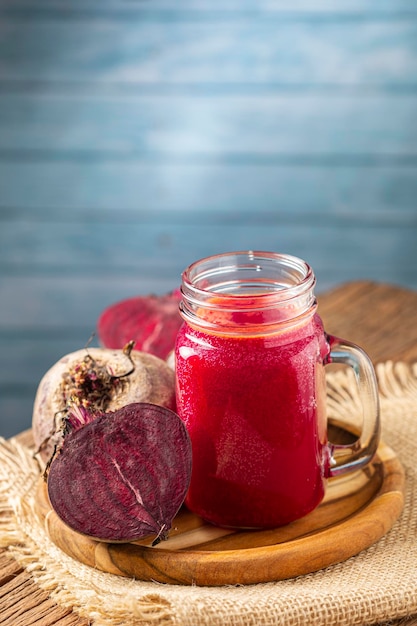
<box><xmin>97</xmin><ymin>290</ymin><xmax>182</xmax><ymax>360</ymax></box>
<box><xmin>47</xmin><ymin>403</ymin><xmax>192</xmax><ymax>543</ymax></box>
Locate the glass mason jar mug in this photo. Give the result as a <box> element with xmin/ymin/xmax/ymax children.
<box><xmin>175</xmin><ymin>251</ymin><xmax>380</xmax><ymax>529</ymax></box>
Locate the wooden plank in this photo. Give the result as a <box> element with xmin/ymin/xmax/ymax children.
<box><xmin>1</xmin><ymin>162</ymin><xmax>416</xmax><ymax>214</ymax></box>
<box><xmin>0</xmin><ymin>220</ymin><xmax>416</xmax><ymax>277</ymax></box>
<box><xmin>0</xmin><ymin>395</ymin><xmax>39</xmax><ymax>438</ymax></box>
<box><xmin>0</xmin><ymin>570</ymin><xmax>88</xmax><ymax>626</ymax></box>
<box><xmin>0</xmin><ymin>334</ymin><xmax>107</xmax><ymax>434</ymax></box>
<box><xmin>0</xmin><ymin>239</ymin><xmax>417</xmax><ymax>324</ymax></box>
<box><xmin>0</xmin><ymin>337</ymin><xmax>92</xmax><ymax>387</ymax></box>
<box><xmin>0</xmin><ymin>570</ymin><xmax>35</xmax><ymax>601</ymax></box>
<box><xmin>0</xmin><ymin>276</ymin><xmax>178</xmax><ymax>328</ymax></box>
<box><xmin>0</xmin><ymin>261</ymin><xmax>417</xmax><ymax>330</ymax></box>
<box><xmin>319</xmin><ymin>281</ymin><xmax>417</xmax><ymax>363</ymax></box>
<box><xmin>0</xmin><ymin>553</ymin><xmax>23</xmax><ymax>587</ymax></box>
<box><xmin>0</xmin><ymin>264</ymin><xmax>415</xmax><ymax>326</ymax></box>
<box><xmin>0</xmin><ymin>19</ymin><xmax>416</xmax><ymax>87</ymax></box>
<box><xmin>1</xmin><ymin>205</ymin><xmax>416</xmax><ymax>226</ymax></box>
<box><xmin>3</xmin><ymin>205</ymin><xmax>416</xmax><ymax>225</ymax></box>
<box><xmin>1</xmin><ymin>0</ymin><xmax>417</xmax><ymax>15</ymax></box>
<box><xmin>1</xmin><ymin>93</ymin><xmax>417</xmax><ymax>156</ymax></box>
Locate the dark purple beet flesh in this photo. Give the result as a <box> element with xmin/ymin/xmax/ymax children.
<box><xmin>47</xmin><ymin>403</ymin><xmax>192</xmax><ymax>543</ymax></box>
<box><xmin>96</xmin><ymin>290</ymin><xmax>182</xmax><ymax>360</ymax></box>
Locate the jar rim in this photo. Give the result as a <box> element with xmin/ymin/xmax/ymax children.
<box><xmin>179</xmin><ymin>251</ymin><xmax>317</xmax><ymax>333</ymax></box>
<box><xmin>181</xmin><ymin>251</ymin><xmax>315</xmax><ymax>306</ymax></box>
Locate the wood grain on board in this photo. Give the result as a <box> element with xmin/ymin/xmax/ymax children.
<box><xmin>34</xmin><ymin>437</ymin><xmax>404</xmax><ymax>586</ymax></box>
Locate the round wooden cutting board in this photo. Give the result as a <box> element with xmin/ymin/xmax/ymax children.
<box><xmin>35</xmin><ymin>433</ymin><xmax>405</xmax><ymax>587</ymax></box>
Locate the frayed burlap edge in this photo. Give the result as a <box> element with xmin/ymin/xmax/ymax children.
<box><xmin>1</xmin><ymin>361</ymin><xmax>417</xmax><ymax>626</ymax></box>
<box><xmin>0</xmin><ymin>439</ymin><xmax>174</xmax><ymax>626</ymax></box>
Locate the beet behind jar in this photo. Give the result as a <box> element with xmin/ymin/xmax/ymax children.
<box><xmin>175</xmin><ymin>251</ymin><xmax>380</xmax><ymax>529</ymax></box>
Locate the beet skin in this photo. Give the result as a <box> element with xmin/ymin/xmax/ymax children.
<box><xmin>97</xmin><ymin>290</ymin><xmax>183</xmax><ymax>360</ymax></box>
<box><xmin>47</xmin><ymin>403</ymin><xmax>192</xmax><ymax>543</ymax></box>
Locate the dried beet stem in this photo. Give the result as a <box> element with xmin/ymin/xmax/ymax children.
<box><xmin>32</xmin><ymin>347</ymin><xmax>176</xmax><ymax>463</ymax></box>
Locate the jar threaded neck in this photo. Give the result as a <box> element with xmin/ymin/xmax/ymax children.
<box><xmin>180</xmin><ymin>251</ymin><xmax>316</xmax><ymax>334</ymax></box>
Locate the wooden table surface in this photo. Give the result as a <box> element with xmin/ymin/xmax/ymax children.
<box><xmin>1</xmin><ymin>280</ymin><xmax>417</xmax><ymax>626</ymax></box>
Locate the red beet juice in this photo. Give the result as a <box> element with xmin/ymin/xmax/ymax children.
<box><xmin>175</xmin><ymin>313</ymin><xmax>331</xmax><ymax>528</ymax></box>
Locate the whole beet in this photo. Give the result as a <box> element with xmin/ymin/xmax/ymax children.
<box><xmin>97</xmin><ymin>290</ymin><xmax>183</xmax><ymax>360</ymax></box>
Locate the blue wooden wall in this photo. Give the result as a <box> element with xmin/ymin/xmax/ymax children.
<box><xmin>0</xmin><ymin>0</ymin><xmax>416</xmax><ymax>437</ymax></box>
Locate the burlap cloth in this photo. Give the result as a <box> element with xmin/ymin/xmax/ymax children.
<box><xmin>1</xmin><ymin>361</ymin><xmax>417</xmax><ymax>626</ymax></box>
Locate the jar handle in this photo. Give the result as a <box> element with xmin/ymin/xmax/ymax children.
<box><xmin>325</xmin><ymin>336</ymin><xmax>380</xmax><ymax>477</ymax></box>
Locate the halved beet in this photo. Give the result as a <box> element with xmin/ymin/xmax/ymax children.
<box><xmin>97</xmin><ymin>290</ymin><xmax>183</xmax><ymax>360</ymax></box>
<box><xmin>47</xmin><ymin>403</ymin><xmax>192</xmax><ymax>543</ymax></box>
